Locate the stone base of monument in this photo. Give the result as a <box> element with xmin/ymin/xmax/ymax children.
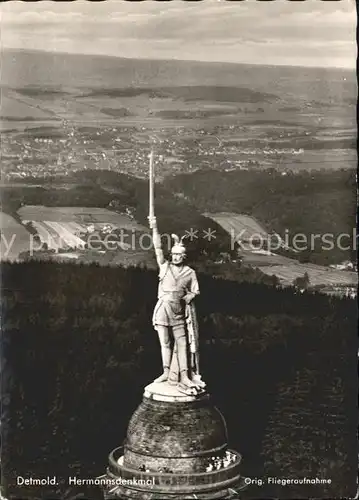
<box><xmin>99</xmin><ymin>382</ymin><xmax>246</xmax><ymax>499</ymax></box>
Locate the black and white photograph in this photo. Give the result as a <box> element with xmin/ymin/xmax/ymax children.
<box><xmin>0</xmin><ymin>0</ymin><xmax>357</xmax><ymax>499</ymax></box>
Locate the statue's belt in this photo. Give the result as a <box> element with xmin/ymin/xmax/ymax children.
<box><xmin>158</xmin><ymin>292</ymin><xmax>185</xmax><ymax>302</ymax></box>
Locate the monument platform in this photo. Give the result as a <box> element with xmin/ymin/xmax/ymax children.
<box><xmin>144</xmin><ymin>380</ymin><xmax>205</xmax><ymax>402</ymax></box>
<box><xmin>99</xmin><ymin>388</ymin><xmax>246</xmax><ymax>499</ymax></box>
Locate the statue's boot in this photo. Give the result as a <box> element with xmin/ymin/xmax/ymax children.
<box><xmin>177</xmin><ymin>376</ymin><xmax>197</xmax><ymax>396</ymax></box>
<box><xmin>180</xmin><ymin>372</ymin><xmax>197</xmax><ymax>388</ymax></box>
<box><xmin>153</xmin><ymin>368</ymin><xmax>169</xmax><ymax>384</ymax></box>
<box><xmin>177</xmin><ymin>384</ymin><xmax>197</xmax><ymax>396</ymax></box>
<box><xmin>179</xmin><ymin>370</ymin><xmax>200</xmax><ymax>395</ymax></box>
<box><xmin>168</xmin><ymin>375</ymin><xmax>179</xmax><ymax>386</ymax></box>
<box><xmin>169</xmin><ymin>357</ymin><xmax>196</xmax><ymax>394</ymax></box>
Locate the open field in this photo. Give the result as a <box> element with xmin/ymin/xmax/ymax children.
<box><xmin>0</xmin><ymin>95</ymin><xmax>55</xmax><ymax>120</ymax></box>
<box><xmin>18</xmin><ymin>206</ymin><xmax>147</xmax><ymax>231</ymax></box>
<box><xmin>256</xmin><ymin>263</ymin><xmax>357</xmax><ymax>287</ymax></box>
<box><xmin>239</xmin><ymin>250</ymin><xmax>295</xmax><ymax>267</ymax></box>
<box><xmin>241</xmin><ymin>248</ymin><xmax>357</xmax><ymax>287</ymax></box>
<box><xmin>204</xmin><ymin>212</ymin><xmax>269</xmax><ymax>241</ymax></box>
<box><xmin>30</xmin><ymin>221</ymin><xmax>86</xmax><ymax>251</ymax></box>
<box><xmin>205</xmin><ymin>211</ymin><xmax>295</xmax><ymax>252</ymax></box>
<box><xmin>242</xmin><ymin>251</ymin><xmax>357</xmax><ymax>287</ymax></box>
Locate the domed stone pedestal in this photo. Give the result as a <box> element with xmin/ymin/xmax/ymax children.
<box><xmin>99</xmin><ymin>382</ymin><xmax>246</xmax><ymax>499</ymax></box>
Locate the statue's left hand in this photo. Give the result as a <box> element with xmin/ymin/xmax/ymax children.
<box><xmin>183</xmin><ymin>294</ymin><xmax>193</xmax><ymax>305</ymax></box>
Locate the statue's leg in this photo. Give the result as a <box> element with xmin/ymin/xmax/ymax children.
<box><xmin>194</xmin><ymin>351</ymin><xmax>199</xmax><ymax>374</ymax></box>
<box><xmin>153</xmin><ymin>325</ymin><xmax>172</xmax><ymax>383</ymax></box>
<box><xmin>191</xmin><ymin>351</ymin><xmax>206</xmax><ymax>389</ymax></box>
<box><xmin>172</xmin><ymin>325</ymin><xmax>196</xmax><ymax>389</ymax></box>
<box><xmin>168</xmin><ymin>341</ymin><xmax>179</xmax><ymax>384</ymax></box>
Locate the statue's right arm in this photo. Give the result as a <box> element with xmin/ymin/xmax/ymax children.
<box><xmin>148</xmin><ymin>216</ymin><xmax>165</xmax><ymax>266</ymax></box>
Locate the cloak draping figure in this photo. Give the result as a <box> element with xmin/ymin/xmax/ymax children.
<box><xmin>148</xmin><ymin>215</ymin><xmax>206</xmax><ymax>396</ymax></box>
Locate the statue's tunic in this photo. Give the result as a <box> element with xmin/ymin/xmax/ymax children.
<box><xmin>152</xmin><ymin>261</ymin><xmax>199</xmax><ymax>327</ymax></box>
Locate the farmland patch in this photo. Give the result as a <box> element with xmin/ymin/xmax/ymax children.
<box><xmin>204</xmin><ymin>212</ymin><xmax>269</xmax><ymax>241</ymax></box>
<box><xmin>0</xmin><ymin>96</ymin><xmax>53</xmax><ymax>120</ymax></box>
<box><xmin>18</xmin><ymin>206</ymin><xmax>148</xmax><ymax>231</ymax></box>
<box><xmin>256</xmin><ymin>263</ymin><xmax>357</xmax><ymax>287</ymax></box>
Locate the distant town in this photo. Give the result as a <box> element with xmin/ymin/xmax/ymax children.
<box><xmin>1</xmin><ymin>122</ymin><xmax>309</xmax><ymax>182</ymax></box>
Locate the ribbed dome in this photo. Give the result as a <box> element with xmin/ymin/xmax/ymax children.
<box><xmin>123</xmin><ymin>394</ymin><xmax>228</xmax><ymax>473</ymax></box>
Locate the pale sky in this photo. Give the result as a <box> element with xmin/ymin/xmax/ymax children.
<box><xmin>0</xmin><ymin>0</ymin><xmax>356</xmax><ymax>68</ymax></box>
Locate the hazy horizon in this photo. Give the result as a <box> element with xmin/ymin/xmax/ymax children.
<box><xmin>2</xmin><ymin>46</ymin><xmax>356</xmax><ymax>74</ymax></box>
